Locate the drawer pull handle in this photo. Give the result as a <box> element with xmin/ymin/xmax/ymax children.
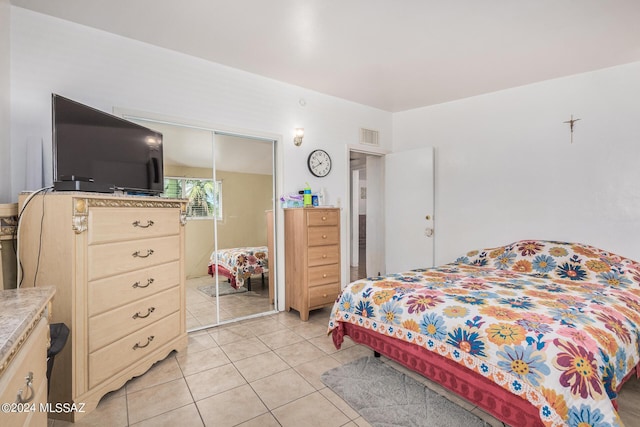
<box><xmin>15</xmin><ymin>372</ymin><xmax>35</xmax><ymax>404</ymax></box>
<box><xmin>323</xmin><ymin>294</ymin><xmax>328</xmax><ymax>298</ymax></box>
<box><xmin>322</xmin><ymin>216</ymin><xmax>327</xmax><ymax>221</ymax></box>
<box><xmin>322</xmin><ymin>273</ymin><xmax>327</xmax><ymax>278</ymax></box>
<box><xmin>133</xmin><ymin>220</ymin><xmax>154</xmax><ymax>228</ymax></box>
<box><xmin>133</xmin><ymin>249</ymin><xmax>154</xmax><ymax>258</ymax></box>
<box><xmin>133</xmin><ymin>278</ymin><xmax>154</xmax><ymax>289</ymax></box>
<box><xmin>133</xmin><ymin>307</ymin><xmax>156</xmax><ymax>319</ymax></box>
<box><xmin>322</xmin><ymin>254</ymin><xmax>327</xmax><ymax>259</ymax></box>
<box><xmin>322</xmin><ymin>235</ymin><xmax>327</xmax><ymax>239</ymax></box>
<box><xmin>133</xmin><ymin>335</ymin><xmax>155</xmax><ymax>350</ymax></box>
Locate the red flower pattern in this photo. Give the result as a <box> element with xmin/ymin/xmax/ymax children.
<box><xmin>552</xmin><ymin>339</ymin><xmax>604</xmax><ymax>399</ymax></box>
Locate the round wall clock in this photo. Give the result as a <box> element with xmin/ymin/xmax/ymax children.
<box><xmin>307</xmin><ymin>149</ymin><xmax>332</xmax><ymax>177</ymax></box>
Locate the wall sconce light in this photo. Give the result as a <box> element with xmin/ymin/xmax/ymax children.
<box><xmin>293</xmin><ymin>128</ymin><xmax>304</xmax><ymax>146</ymax></box>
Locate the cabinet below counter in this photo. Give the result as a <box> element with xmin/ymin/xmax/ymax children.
<box><xmin>0</xmin><ymin>286</ymin><xmax>55</xmax><ymax>427</ymax></box>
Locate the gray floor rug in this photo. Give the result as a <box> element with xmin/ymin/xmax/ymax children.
<box><xmin>198</xmin><ymin>282</ymin><xmax>248</xmax><ymax>297</ymax></box>
<box><xmin>321</xmin><ymin>356</ymin><xmax>489</xmax><ymax>427</ymax></box>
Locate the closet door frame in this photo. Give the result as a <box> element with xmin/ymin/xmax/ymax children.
<box><xmin>114</xmin><ymin>108</ymin><xmax>282</xmax><ymax>331</ymax></box>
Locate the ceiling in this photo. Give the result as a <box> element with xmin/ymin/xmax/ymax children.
<box><xmin>10</xmin><ymin>0</ymin><xmax>640</xmax><ymax>112</ymax></box>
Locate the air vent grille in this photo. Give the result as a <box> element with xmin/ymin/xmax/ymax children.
<box><xmin>360</xmin><ymin>128</ymin><xmax>379</xmax><ymax>146</ymax></box>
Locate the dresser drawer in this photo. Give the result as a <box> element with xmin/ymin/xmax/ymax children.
<box><xmin>87</xmin><ymin>235</ymin><xmax>180</xmax><ymax>281</ymax></box>
<box><xmin>309</xmin><ymin>283</ymin><xmax>341</xmax><ymax>309</ymax></box>
<box><xmin>306</xmin><ymin>210</ymin><xmax>339</xmax><ymax>227</ymax></box>
<box><xmin>0</xmin><ymin>318</ymin><xmax>48</xmax><ymax>427</ymax></box>
<box><xmin>308</xmin><ymin>263</ymin><xmax>340</xmax><ymax>286</ymax></box>
<box><xmin>88</xmin><ymin>261</ymin><xmax>180</xmax><ymax>316</ymax></box>
<box><xmin>88</xmin><ymin>207</ymin><xmax>180</xmax><ymax>244</ymax></box>
<box><xmin>89</xmin><ymin>287</ymin><xmax>180</xmax><ymax>352</ymax></box>
<box><xmin>308</xmin><ymin>245</ymin><xmax>340</xmax><ymax>267</ymax></box>
<box><xmin>307</xmin><ymin>226</ymin><xmax>339</xmax><ymax>246</ymax></box>
<box><xmin>89</xmin><ymin>311</ymin><xmax>181</xmax><ymax>389</ymax></box>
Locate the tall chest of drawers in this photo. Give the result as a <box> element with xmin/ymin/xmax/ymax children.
<box><xmin>284</xmin><ymin>208</ymin><xmax>341</xmax><ymax>321</ymax></box>
<box><xmin>18</xmin><ymin>193</ymin><xmax>188</xmax><ymax>421</ymax></box>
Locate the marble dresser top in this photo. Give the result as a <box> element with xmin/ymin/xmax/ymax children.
<box><xmin>0</xmin><ymin>286</ymin><xmax>56</xmax><ymax>373</ymax></box>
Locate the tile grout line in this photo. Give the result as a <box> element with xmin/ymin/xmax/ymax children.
<box><xmin>171</xmin><ymin>352</ymin><xmax>207</xmax><ymax>427</ymax></box>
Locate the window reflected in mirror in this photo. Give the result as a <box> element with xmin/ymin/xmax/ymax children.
<box><xmin>164</xmin><ymin>177</ymin><xmax>223</xmax><ymax>220</ymax></box>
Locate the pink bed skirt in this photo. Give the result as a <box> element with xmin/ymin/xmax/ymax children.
<box><xmin>207</xmin><ymin>264</ymin><xmax>238</xmax><ymax>288</ymax></box>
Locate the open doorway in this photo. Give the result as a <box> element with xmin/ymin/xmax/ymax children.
<box><xmin>350</xmin><ymin>152</ymin><xmax>367</xmax><ymax>281</ymax></box>
<box><xmin>349</xmin><ymin>150</ymin><xmax>385</xmax><ymax>281</ymax></box>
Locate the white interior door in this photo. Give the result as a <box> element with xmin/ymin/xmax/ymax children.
<box><xmin>385</xmin><ymin>147</ymin><xmax>435</xmax><ymax>273</ymax></box>
<box><xmin>366</xmin><ymin>155</ymin><xmax>384</xmax><ymax>276</ymax></box>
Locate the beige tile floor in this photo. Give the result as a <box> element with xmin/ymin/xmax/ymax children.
<box><xmin>47</xmin><ymin>307</ymin><xmax>640</xmax><ymax>427</ymax></box>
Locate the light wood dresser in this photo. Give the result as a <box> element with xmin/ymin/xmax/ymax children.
<box><xmin>284</xmin><ymin>208</ymin><xmax>341</xmax><ymax>321</ymax></box>
<box><xmin>18</xmin><ymin>192</ymin><xmax>188</xmax><ymax>421</ymax></box>
<box><xmin>0</xmin><ymin>286</ymin><xmax>55</xmax><ymax>427</ymax></box>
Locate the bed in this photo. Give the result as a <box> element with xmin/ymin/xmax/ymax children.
<box><xmin>207</xmin><ymin>246</ymin><xmax>268</xmax><ymax>290</ymax></box>
<box><xmin>328</xmin><ymin>240</ymin><xmax>640</xmax><ymax>427</ymax></box>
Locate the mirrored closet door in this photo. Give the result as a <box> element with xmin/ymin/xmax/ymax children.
<box><xmin>125</xmin><ymin>117</ymin><xmax>276</xmax><ymax>331</ymax></box>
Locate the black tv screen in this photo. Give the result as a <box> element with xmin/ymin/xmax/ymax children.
<box><xmin>52</xmin><ymin>94</ymin><xmax>163</xmax><ymax>195</ymax></box>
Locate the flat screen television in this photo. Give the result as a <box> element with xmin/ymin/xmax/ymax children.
<box><xmin>52</xmin><ymin>94</ymin><xmax>164</xmax><ymax>195</ymax></box>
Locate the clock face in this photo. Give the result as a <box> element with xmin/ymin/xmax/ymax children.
<box><xmin>307</xmin><ymin>149</ymin><xmax>332</xmax><ymax>177</ymax></box>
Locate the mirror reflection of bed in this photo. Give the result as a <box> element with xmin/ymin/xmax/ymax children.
<box><xmin>183</xmin><ymin>144</ymin><xmax>275</xmax><ymax>328</ymax></box>
<box><xmin>125</xmin><ymin>117</ymin><xmax>276</xmax><ymax>330</ymax></box>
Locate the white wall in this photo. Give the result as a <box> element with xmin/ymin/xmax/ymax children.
<box><xmin>11</xmin><ymin>6</ymin><xmax>640</xmax><ymax>287</ymax></box>
<box><xmin>9</xmin><ymin>7</ymin><xmax>392</xmax><ymax>307</ymax></box>
<box><xmin>0</xmin><ymin>0</ymin><xmax>9</xmax><ymax>203</ymax></box>
<box><xmin>393</xmin><ymin>61</ymin><xmax>640</xmax><ymax>264</ymax></box>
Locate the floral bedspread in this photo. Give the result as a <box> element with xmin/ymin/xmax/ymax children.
<box><xmin>328</xmin><ymin>241</ymin><xmax>640</xmax><ymax>427</ymax></box>
<box><xmin>208</xmin><ymin>246</ymin><xmax>268</xmax><ymax>288</ymax></box>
